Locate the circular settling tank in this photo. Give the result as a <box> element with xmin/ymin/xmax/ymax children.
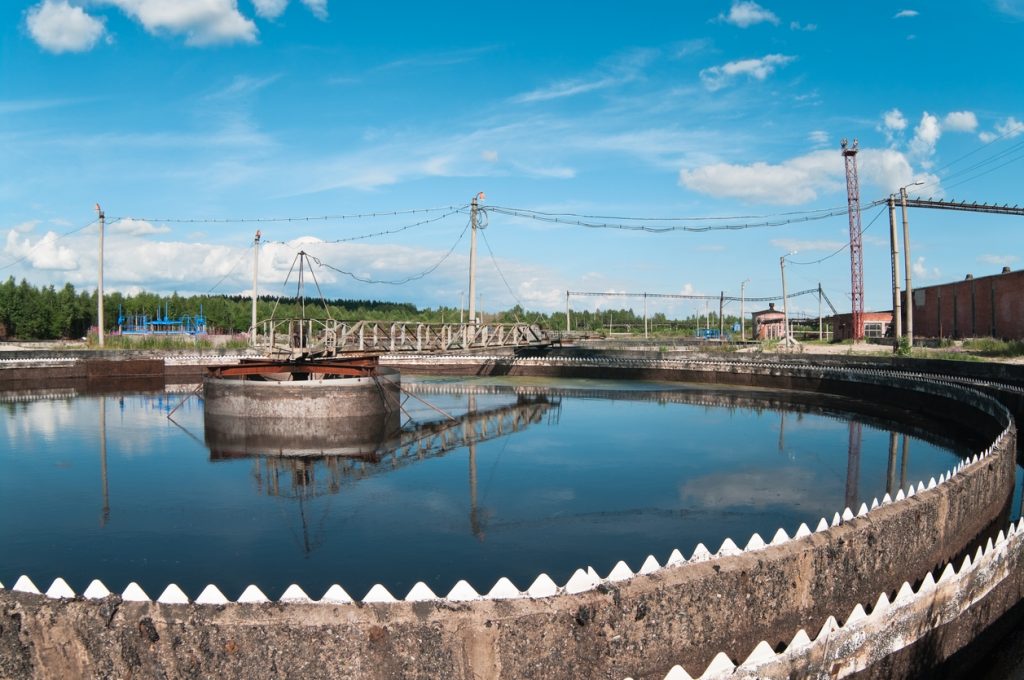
<box><xmin>0</xmin><ymin>375</ymin><xmax>971</xmax><ymax>600</ymax></box>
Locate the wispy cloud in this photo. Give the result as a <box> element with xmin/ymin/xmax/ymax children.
<box><xmin>0</xmin><ymin>98</ymin><xmax>89</xmax><ymax>114</ymax></box>
<box><xmin>699</xmin><ymin>54</ymin><xmax>796</xmax><ymax>91</ymax></box>
<box><xmin>512</xmin><ymin>49</ymin><xmax>656</xmax><ymax>103</ymax></box>
<box><xmin>995</xmin><ymin>0</ymin><xmax>1024</xmax><ymax>19</ymax></box>
<box><xmin>204</xmin><ymin>74</ymin><xmax>282</xmax><ymax>101</ymax></box>
<box><xmin>375</xmin><ymin>46</ymin><xmax>500</xmax><ymax>71</ymax></box>
<box><xmin>893</xmin><ymin>9</ymin><xmax>919</xmax><ymax>18</ymax></box>
<box><xmin>979</xmin><ymin>254</ymin><xmax>1019</xmax><ymax>267</ymax></box>
<box><xmin>771</xmin><ymin>238</ymin><xmax>845</xmax><ymax>252</ymax></box>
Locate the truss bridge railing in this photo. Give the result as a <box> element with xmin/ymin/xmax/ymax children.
<box><xmin>253</xmin><ymin>319</ymin><xmax>550</xmax><ymax>359</ymax></box>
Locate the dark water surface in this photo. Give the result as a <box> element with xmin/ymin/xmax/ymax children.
<box><xmin>1</xmin><ymin>376</ymin><xmax>969</xmax><ymax>600</ymax></box>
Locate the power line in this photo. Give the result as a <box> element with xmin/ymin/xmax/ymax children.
<box><xmin>109</xmin><ymin>206</ymin><xmax>464</xmax><ymax>224</ymax></box>
<box><xmin>788</xmin><ymin>204</ymin><xmax>887</xmax><ymax>266</ymax></box>
<box><xmin>0</xmin><ymin>217</ymin><xmax>108</xmax><ymax>272</ymax></box>
<box><xmin>264</xmin><ymin>207</ymin><xmax>468</xmax><ymax>246</ymax></box>
<box><xmin>309</xmin><ymin>218</ymin><xmax>472</xmax><ymax>285</ymax></box>
<box><xmin>489</xmin><ymin>203</ymin><xmax>855</xmax><ymax>222</ymax></box>
<box><xmin>486</xmin><ymin>202</ymin><xmax>886</xmax><ymax>233</ymax></box>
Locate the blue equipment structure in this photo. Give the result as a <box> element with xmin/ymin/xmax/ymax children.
<box><xmin>117</xmin><ymin>302</ymin><xmax>207</xmax><ymax>336</ymax></box>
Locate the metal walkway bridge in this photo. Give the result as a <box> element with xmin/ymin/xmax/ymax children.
<box><xmin>253</xmin><ymin>318</ymin><xmax>551</xmax><ymax>360</ymax></box>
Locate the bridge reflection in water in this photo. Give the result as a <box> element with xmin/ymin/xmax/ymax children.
<box><xmin>203</xmin><ymin>387</ymin><xmax>562</xmax><ymax>547</ymax></box>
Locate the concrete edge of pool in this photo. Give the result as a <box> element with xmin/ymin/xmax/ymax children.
<box><xmin>0</xmin><ymin>352</ymin><xmax>1020</xmax><ymax>679</ymax></box>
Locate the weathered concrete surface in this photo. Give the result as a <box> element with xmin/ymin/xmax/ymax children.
<box><xmin>0</xmin><ymin>357</ymin><xmax>1016</xmax><ymax>680</ymax></box>
<box><xmin>203</xmin><ymin>367</ymin><xmax>400</xmax><ymax>420</ymax></box>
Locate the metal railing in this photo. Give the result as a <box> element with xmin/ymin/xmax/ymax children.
<box><xmin>252</xmin><ymin>319</ymin><xmax>550</xmax><ymax>358</ymax></box>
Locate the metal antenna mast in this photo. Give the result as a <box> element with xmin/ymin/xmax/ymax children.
<box><xmin>841</xmin><ymin>138</ymin><xmax>864</xmax><ymax>341</ymax></box>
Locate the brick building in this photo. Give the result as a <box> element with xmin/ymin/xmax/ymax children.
<box><xmin>751</xmin><ymin>303</ymin><xmax>785</xmax><ymax>340</ymax></box>
<box><xmin>909</xmin><ymin>267</ymin><xmax>1024</xmax><ymax>339</ymax></box>
<box><xmin>828</xmin><ymin>311</ymin><xmax>894</xmax><ymax>341</ymax></box>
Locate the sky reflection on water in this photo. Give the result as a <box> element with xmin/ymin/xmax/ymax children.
<box><xmin>0</xmin><ymin>377</ymin><xmax>968</xmax><ymax>600</ymax></box>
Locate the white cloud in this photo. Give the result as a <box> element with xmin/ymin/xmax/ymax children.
<box><xmin>109</xmin><ymin>218</ymin><xmax>172</xmax><ymax>236</ymax></box>
<box><xmin>699</xmin><ymin>54</ymin><xmax>796</xmax><ymax>91</ymax></box>
<box><xmin>26</xmin><ymin>0</ymin><xmax>106</xmax><ymax>53</ymax></box>
<box><xmin>95</xmin><ymin>0</ymin><xmax>258</xmax><ymax>46</ymax></box>
<box><xmin>719</xmin><ymin>1</ymin><xmax>780</xmax><ymax>27</ymax></box>
<box><xmin>893</xmin><ymin>9</ymin><xmax>919</xmax><ymax>18</ymax></box>
<box><xmin>4</xmin><ymin>229</ymin><xmax>79</xmax><ymax>270</ymax></box>
<box><xmin>883</xmin><ymin>108</ymin><xmax>907</xmax><ymax>132</ymax></box>
<box><xmin>679</xmin><ymin>149</ymin><xmax>840</xmax><ymax>205</ymax></box>
<box><xmin>679</xmin><ymin>146</ymin><xmax>939</xmax><ymax>204</ymax></box>
<box><xmin>250</xmin><ymin>0</ymin><xmax>287</xmax><ymax>18</ymax></box>
<box><xmin>858</xmin><ymin>148</ymin><xmax>938</xmax><ymax>195</ymax></box>
<box><xmin>943</xmin><ymin>111</ymin><xmax>978</xmax><ymax>133</ymax></box>
<box><xmin>481</xmin><ymin>150</ymin><xmax>499</xmax><ymax>163</ymax></box>
<box><xmin>789</xmin><ymin>21</ymin><xmax>817</xmax><ymax>31</ymax></box>
<box><xmin>979</xmin><ymin>254</ymin><xmax>1019</xmax><ymax>267</ymax></box>
<box><xmin>908</xmin><ymin>112</ymin><xmax>941</xmax><ymax>165</ymax></box>
<box><xmin>981</xmin><ymin>116</ymin><xmax>1024</xmax><ymax>142</ymax></box>
<box><xmin>912</xmin><ymin>256</ymin><xmax>940</xmax><ymax>280</ymax></box>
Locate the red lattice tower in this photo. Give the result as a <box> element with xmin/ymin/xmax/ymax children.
<box><xmin>841</xmin><ymin>138</ymin><xmax>864</xmax><ymax>341</ymax></box>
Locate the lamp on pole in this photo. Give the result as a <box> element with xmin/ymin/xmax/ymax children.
<box><xmin>780</xmin><ymin>251</ymin><xmax>796</xmax><ymax>347</ymax></box>
<box><xmin>899</xmin><ymin>181</ymin><xmax>923</xmax><ymax>349</ymax></box>
<box><xmin>739</xmin><ymin>278</ymin><xmax>750</xmax><ymax>341</ymax></box>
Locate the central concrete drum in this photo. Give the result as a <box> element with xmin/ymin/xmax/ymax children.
<box><xmin>203</xmin><ymin>366</ymin><xmax>402</xmax><ymax>457</ymax></box>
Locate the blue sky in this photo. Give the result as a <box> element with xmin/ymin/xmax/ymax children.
<box><xmin>2</xmin><ymin>0</ymin><xmax>1023</xmax><ymax>320</ymax></box>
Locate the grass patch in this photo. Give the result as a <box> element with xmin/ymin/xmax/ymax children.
<box><xmin>960</xmin><ymin>338</ymin><xmax>1024</xmax><ymax>357</ymax></box>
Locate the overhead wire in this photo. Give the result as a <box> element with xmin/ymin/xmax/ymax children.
<box><xmin>309</xmin><ymin>217</ymin><xmax>472</xmax><ymax>285</ymax></box>
<box><xmin>788</xmin><ymin>204</ymin><xmax>887</xmax><ymax>266</ymax></box>
<box><xmin>108</xmin><ymin>206</ymin><xmax>464</xmax><ymax>224</ymax></box>
<box><xmin>262</xmin><ymin>206</ymin><xmax>470</xmax><ymax>246</ymax></box>
<box><xmin>486</xmin><ymin>202</ymin><xmax>885</xmax><ymax>233</ymax></box>
<box><xmin>0</xmin><ymin>217</ymin><xmax>108</xmax><ymax>272</ymax></box>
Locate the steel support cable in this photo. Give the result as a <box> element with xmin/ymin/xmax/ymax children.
<box><xmin>479</xmin><ymin>228</ymin><xmax>527</xmax><ymax>323</ymax></box>
<box><xmin>787</xmin><ymin>204</ymin><xmax>887</xmax><ymax>266</ymax></box>
<box><xmin>308</xmin><ymin>218</ymin><xmax>472</xmax><ymax>285</ymax></box>
<box><xmin>205</xmin><ymin>243</ymin><xmax>254</xmax><ymax>294</ymax></box>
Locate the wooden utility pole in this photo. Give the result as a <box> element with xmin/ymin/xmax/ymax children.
<box><xmin>96</xmin><ymin>203</ymin><xmax>105</xmax><ymax>348</ymax></box>
<box><xmin>251</xmin><ymin>230</ymin><xmax>261</xmax><ymax>346</ymax></box>
<box><xmin>888</xmin><ymin>197</ymin><xmax>903</xmax><ymax>348</ymax></box>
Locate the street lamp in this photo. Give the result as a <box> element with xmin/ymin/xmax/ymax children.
<box><xmin>780</xmin><ymin>251</ymin><xmax>797</xmax><ymax>347</ymax></box>
<box><xmin>899</xmin><ymin>181</ymin><xmax>924</xmax><ymax>348</ymax></box>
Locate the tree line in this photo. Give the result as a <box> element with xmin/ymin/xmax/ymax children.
<box><xmin>0</xmin><ymin>277</ymin><xmax>744</xmax><ymax>341</ymax></box>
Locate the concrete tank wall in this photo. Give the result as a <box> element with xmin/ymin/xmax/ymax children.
<box><xmin>0</xmin><ymin>357</ymin><xmax>1017</xmax><ymax>680</ymax></box>
<box><xmin>203</xmin><ymin>367</ymin><xmax>401</xmax><ymax>420</ymax></box>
